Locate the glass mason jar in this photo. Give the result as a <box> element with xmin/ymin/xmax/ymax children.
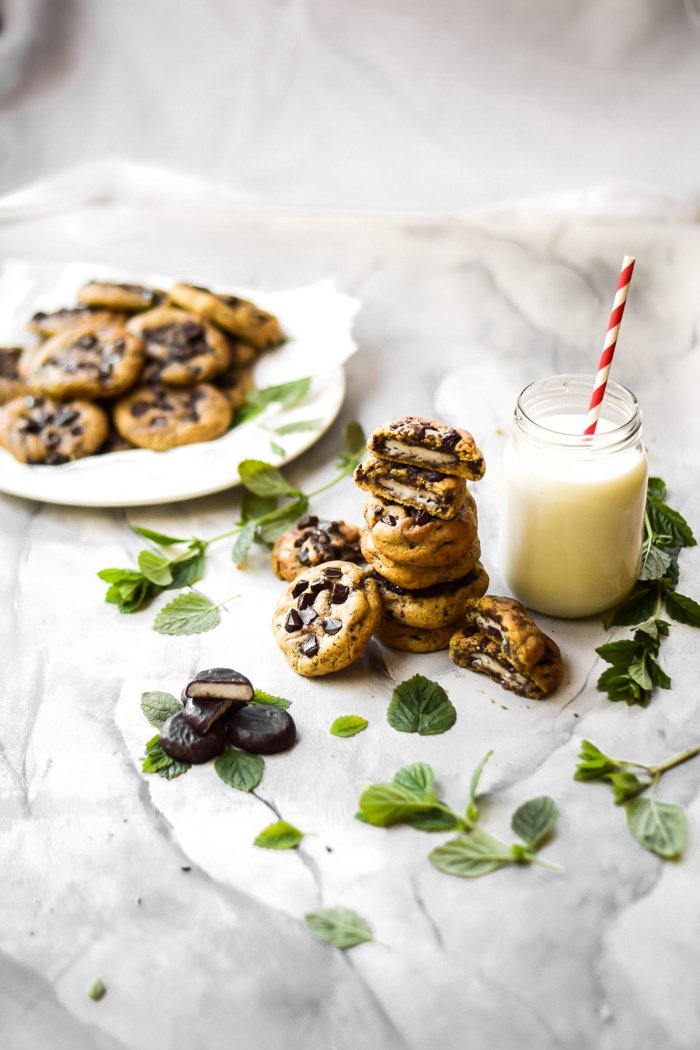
<box><xmin>498</xmin><ymin>374</ymin><xmax>648</xmax><ymax>618</ymax></box>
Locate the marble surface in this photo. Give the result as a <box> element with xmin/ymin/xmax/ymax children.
<box><xmin>1</xmin><ymin>187</ymin><xmax>700</xmax><ymax>1050</ymax></box>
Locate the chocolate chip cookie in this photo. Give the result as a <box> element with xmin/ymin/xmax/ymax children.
<box><xmin>214</xmin><ymin>363</ymin><xmax>254</xmax><ymax>410</ymax></box>
<box><xmin>360</xmin><ymin>529</ymin><xmax>481</xmax><ymax>589</ymax></box>
<box><xmin>272</xmin><ymin>515</ymin><xmax>363</xmax><ymax>581</ymax></box>
<box><xmin>77</xmin><ymin>280</ymin><xmax>165</xmax><ymax>312</ymax></box>
<box><xmin>449</xmin><ymin>596</ymin><xmax>563</xmax><ymax>699</ymax></box>
<box><xmin>272</xmin><ymin>561</ymin><xmax>381</xmax><ymax>677</ymax></box>
<box><xmin>169</xmin><ymin>283</ymin><xmax>284</xmax><ymax>349</ymax></box>
<box><xmin>127</xmin><ymin>307</ymin><xmax>230</xmax><ymax>386</ymax></box>
<box><xmin>0</xmin><ymin>347</ymin><xmax>29</xmax><ymax>404</ymax></box>
<box><xmin>369</xmin><ymin>564</ymin><xmax>489</xmax><ymax>628</ymax></box>
<box><xmin>0</xmin><ymin>394</ymin><xmax>109</xmax><ymax>464</ymax></box>
<box><xmin>367</xmin><ymin>416</ymin><xmax>485</xmax><ymax>480</ymax></box>
<box><xmin>27</xmin><ymin>307</ymin><xmax>122</xmax><ymax>339</ymax></box>
<box><xmin>363</xmin><ymin>491</ymin><xmax>478</xmax><ymax>567</ymax></box>
<box><xmin>113</xmin><ymin>382</ymin><xmax>232</xmax><ymax>451</ymax></box>
<box><xmin>26</xmin><ymin>323</ymin><xmax>144</xmax><ymax>400</ymax></box>
<box><xmin>375</xmin><ymin>616</ymin><xmax>457</xmax><ymax>653</ymax></box>
<box><xmin>354</xmin><ymin>454</ymin><xmax>467</xmax><ymax>520</ymax></box>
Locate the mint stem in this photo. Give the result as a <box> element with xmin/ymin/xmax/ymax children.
<box><xmin>650</xmin><ymin>745</ymin><xmax>700</xmax><ymax>778</ymax></box>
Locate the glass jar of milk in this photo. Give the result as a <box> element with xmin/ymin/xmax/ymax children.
<box><xmin>499</xmin><ymin>374</ymin><xmax>648</xmax><ymax>618</ymax></box>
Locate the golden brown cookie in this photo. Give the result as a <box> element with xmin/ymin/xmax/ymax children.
<box><xmin>367</xmin><ymin>416</ymin><xmax>485</xmax><ymax>480</ymax></box>
<box><xmin>127</xmin><ymin>307</ymin><xmax>230</xmax><ymax>387</ymax></box>
<box><xmin>449</xmin><ymin>596</ymin><xmax>563</xmax><ymax>699</ymax></box>
<box><xmin>363</xmin><ymin>491</ymin><xmax>478</xmax><ymax>567</ymax></box>
<box><xmin>369</xmin><ymin>563</ymin><xmax>489</xmax><ymax>628</ymax></box>
<box><xmin>272</xmin><ymin>515</ymin><xmax>363</xmax><ymax>581</ymax></box>
<box><xmin>0</xmin><ymin>347</ymin><xmax>29</xmax><ymax>404</ymax></box>
<box><xmin>375</xmin><ymin>616</ymin><xmax>456</xmax><ymax>653</ymax></box>
<box><xmin>354</xmin><ymin>454</ymin><xmax>467</xmax><ymax>520</ymax></box>
<box><xmin>27</xmin><ymin>306</ymin><xmax>122</xmax><ymax>339</ymax></box>
<box><xmin>360</xmin><ymin>529</ymin><xmax>481</xmax><ymax>589</ymax></box>
<box><xmin>26</xmin><ymin>323</ymin><xmax>144</xmax><ymax>400</ymax></box>
<box><xmin>113</xmin><ymin>383</ymin><xmax>232</xmax><ymax>451</ymax></box>
<box><xmin>0</xmin><ymin>394</ymin><xmax>108</xmax><ymax>464</ymax></box>
<box><xmin>169</xmin><ymin>283</ymin><xmax>284</xmax><ymax>349</ymax></box>
<box><xmin>213</xmin><ymin>363</ymin><xmax>255</xmax><ymax>410</ymax></box>
<box><xmin>77</xmin><ymin>280</ymin><xmax>165</xmax><ymax>312</ymax></box>
<box><xmin>272</xmin><ymin>561</ymin><xmax>381</xmax><ymax>677</ymax></box>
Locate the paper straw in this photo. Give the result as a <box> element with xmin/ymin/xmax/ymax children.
<box><xmin>583</xmin><ymin>255</ymin><xmax>636</xmax><ymax>435</ymax></box>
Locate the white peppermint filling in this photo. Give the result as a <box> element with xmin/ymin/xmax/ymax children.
<box><xmin>187</xmin><ymin>682</ymin><xmax>252</xmax><ymax>700</ymax></box>
<box><xmin>381</xmin><ymin>478</ymin><xmax>440</xmax><ymax>512</ymax></box>
<box><xmin>382</xmin><ymin>439</ymin><xmax>456</xmax><ymax>468</ymax></box>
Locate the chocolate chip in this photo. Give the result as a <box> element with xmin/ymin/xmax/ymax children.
<box><xmin>130</xmin><ymin>401</ymin><xmax>150</xmax><ymax>418</ymax></box>
<box><xmin>44</xmin><ymin>432</ymin><xmax>61</xmax><ymax>449</ymax></box>
<box><xmin>299</xmin><ymin>607</ymin><xmax>317</xmax><ymax>626</ymax></box>
<box><xmin>70</xmin><ymin>426</ymin><xmax>84</xmax><ymax>436</ymax></box>
<box><xmin>298</xmin><ymin>591</ymin><xmax>315</xmax><ymax>609</ymax></box>
<box><xmin>308</xmin><ymin>580</ymin><xmax>328</xmax><ymax>595</ymax></box>
<box><xmin>285</xmin><ymin>609</ymin><xmax>303</xmax><ymax>632</ymax></box>
<box><xmin>411</xmin><ymin>509</ymin><xmax>431</xmax><ymax>526</ymax></box>
<box><xmin>76</xmin><ymin>334</ymin><xmax>98</xmax><ymax>349</ymax></box>
<box><xmin>330</xmin><ymin>583</ymin><xmax>349</xmax><ymax>604</ymax></box>
<box><xmin>149</xmin><ymin>415</ymin><xmax>168</xmax><ymax>427</ymax></box>
<box><xmin>25</xmin><ymin>396</ymin><xmax>45</xmax><ymax>409</ymax></box>
<box><xmin>441</xmin><ymin>428</ymin><xmax>460</xmax><ymax>451</ymax></box>
<box><xmin>294</xmin><ymin>536</ymin><xmax>306</xmax><ymax>548</ymax></box>
<box><xmin>381</xmin><ymin>514</ymin><xmax>397</xmax><ymax>526</ymax></box>
<box><xmin>53</xmin><ymin>408</ymin><xmax>79</xmax><ymax>426</ymax></box>
<box><xmin>301</xmin><ymin>635</ymin><xmax>319</xmax><ymax>658</ymax></box>
<box><xmin>291</xmin><ymin>580</ymin><xmax>308</xmax><ymax>597</ymax></box>
<box><xmin>297</xmin><ymin>515</ymin><xmax>319</xmax><ymax>529</ymax></box>
<box><xmin>423</xmin><ymin>470</ymin><xmax>443</xmax><ymax>482</ymax></box>
<box><xmin>323</xmin><ymin>567</ymin><xmax>343</xmax><ymax>579</ymax></box>
<box><xmin>112</xmin><ymin>339</ymin><xmax>125</xmax><ymax>353</ymax></box>
<box><xmin>322</xmin><ymin>617</ymin><xmax>342</xmax><ymax>635</ymax></box>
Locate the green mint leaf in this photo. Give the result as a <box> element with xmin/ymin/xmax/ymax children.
<box><xmin>429</xmin><ymin>829</ymin><xmax>514</xmax><ymax>879</ymax></box>
<box><xmin>647</xmin><ymin>500</ymin><xmax>696</xmax><ymax>549</ymax></box>
<box><xmin>627</xmin><ymin>656</ymin><xmax>652</xmax><ymax>690</ymax></box>
<box><xmin>235</xmin><ymin>377</ymin><xmax>311</xmax><ymax>425</ymax></box>
<box><xmin>358</xmin><ymin>783</ymin><xmax>444</xmax><ymax>827</ymax></box>
<box><xmin>574</xmin><ymin>740</ymin><xmax>621</xmax><ymax>781</ymax></box>
<box><xmin>238</xmin><ymin>459</ymin><xmax>301</xmax><ymax>498</ymax></box>
<box><xmin>275</xmin><ymin>417</ymin><xmax>323</xmax><ymax>436</ymax></box>
<box><xmin>254</xmin><ymin>820</ymin><xmax>303</xmax><ymax>850</ymax></box>
<box><xmin>270</xmin><ymin>440</ymin><xmax>286</xmax><ymax>458</ymax></box>
<box><xmin>330</xmin><ymin>715</ymin><xmax>368</xmax><ymax>738</ymax></box>
<box><xmin>140</xmin><ymin>690</ymin><xmax>182</xmax><ymax>728</ymax></box>
<box><xmin>241</xmin><ymin>491</ymin><xmax>278</xmax><ymax>522</ymax></box>
<box><xmin>511</xmin><ymin>796</ymin><xmax>559</xmax><ymax>850</ymax></box>
<box><xmin>659</xmin><ymin>557</ymin><xmax>680</xmax><ymax>592</ymax></box>
<box><xmin>638</xmin><ymin>544</ymin><xmax>674</xmax><ymax>582</ymax></box>
<box><xmin>595</xmin><ymin>639</ymin><xmax>643</xmax><ymax>666</ymax></box>
<box><xmin>255</xmin><ymin>497</ymin><xmax>310</xmax><ymax>544</ymax></box>
<box><xmin>168</xmin><ymin>550</ymin><xmax>205</xmax><ymax>589</ymax></box>
<box><xmin>97</xmin><ymin>567</ymin><xmax>144</xmax><ymax>584</ymax></box>
<box><xmin>605</xmin><ymin>771</ymin><xmax>647</xmax><ymax>804</ymax></box>
<box><xmin>105</xmin><ymin>577</ymin><xmax>156</xmax><ymax>614</ymax></box>
<box><xmin>403</xmin><ymin>808</ymin><xmax>462</xmax><ymax>832</ymax></box>
<box><xmin>232</xmin><ymin>520</ymin><xmax>257</xmax><ymax>565</ymax></box>
<box><xmin>336</xmin><ymin>420</ymin><xmax>367</xmax><ymax>472</ymax></box>
<box><xmin>647</xmin><ymin>476</ymin><xmax>667</xmax><ymax>501</ymax></box>
<box><xmin>152</xmin><ymin>590</ymin><xmax>221</xmax><ymax>635</ymax></box>
<box><xmin>137</xmin><ymin>549</ymin><xmax>174</xmax><ymax>586</ymax></box>
<box><xmin>626</xmin><ymin>797</ymin><xmax>686</xmax><ymax>859</ymax></box>
<box><xmin>647</xmin><ymin>655</ymin><xmax>672</xmax><ymax>689</ymax></box>
<box><xmin>604</xmin><ymin>583</ymin><xmax>658</xmax><ymax>628</ymax></box>
<box><xmin>142</xmin><ymin>735</ymin><xmax>190</xmax><ymax>779</ymax></box>
<box><xmin>214</xmin><ymin>747</ymin><xmax>264</xmax><ymax>792</ymax></box>
<box><xmin>304</xmin><ymin>907</ymin><xmax>373</xmax><ymax>950</ymax></box>
<box><xmin>251</xmin><ymin>688</ymin><xmax>292</xmax><ymax>709</ymax></box>
<box><xmin>664</xmin><ymin>590</ymin><xmax>700</xmax><ymax>628</ymax></box>
<box><xmin>386</xmin><ymin>674</ymin><xmax>457</xmax><ymax>736</ymax></box>
<box><xmin>596</xmin><ymin>667</ymin><xmax>647</xmax><ymax>705</ymax></box>
<box><xmin>466</xmin><ymin>749</ymin><xmax>493</xmax><ymax>822</ymax></box>
<box><xmin>131</xmin><ymin>526</ymin><xmax>188</xmax><ymax>546</ymax></box>
<box><xmin>392</xmin><ymin>763</ymin><xmax>436</xmax><ymax>800</ymax></box>
<box><xmin>87</xmin><ymin>978</ymin><xmax>106</xmax><ymax>1001</ymax></box>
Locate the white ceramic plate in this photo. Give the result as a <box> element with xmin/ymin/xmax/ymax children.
<box><xmin>0</xmin><ymin>264</ymin><xmax>359</xmax><ymax>507</ymax></box>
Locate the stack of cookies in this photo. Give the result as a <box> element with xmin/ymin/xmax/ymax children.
<box><xmin>354</xmin><ymin>416</ymin><xmax>489</xmax><ymax>652</ymax></box>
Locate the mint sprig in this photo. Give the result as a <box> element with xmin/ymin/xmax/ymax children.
<box><xmin>97</xmin><ymin>421</ymin><xmax>366</xmax><ymax>631</ymax></box>
<box><xmin>574</xmin><ymin>739</ymin><xmax>699</xmax><ymax>858</ymax></box>
<box><xmin>597</xmin><ymin>477</ymin><xmax>699</xmax><ymax>706</ymax></box>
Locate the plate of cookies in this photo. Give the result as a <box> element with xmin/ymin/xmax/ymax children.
<box><xmin>0</xmin><ymin>262</ymin><xmax>358</xmax><ymax>506</ymax></box>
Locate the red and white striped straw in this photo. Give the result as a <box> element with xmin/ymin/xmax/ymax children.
<box><xmin>583</xmin><ymin>255</ymin><xmax>636</xmax><ymax>435</ymax></box>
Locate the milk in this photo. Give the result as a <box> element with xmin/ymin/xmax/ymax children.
<box><xmin>498</xmin><ymin>377</ymin><xmax>648</xmax><ymax>619</ymax></box>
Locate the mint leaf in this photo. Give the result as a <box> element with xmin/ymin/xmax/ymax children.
<box><xmin>358</xmin><ymin>783</ymin><xmax>446</xmax><ymax>827</ymax></box>
<box><xmin>241</xmin><ymin>491</ymin><xmax>277</xmax><ymax>522</ymax></box>
<box><xmin>647</xmin><ymin>476</ymin><xmax>667</xmax><ymax>501</ymax></box>
<box><xmin>140</xmin><ymin>690</ymin><xmax>182</xmax><ymax>728</ymax></box>
<box><xmin>137</xmin><ymin>549</ymin><xmax>174</xmax><ymax>586</ymax></box>
<box><xmin>214</xmin><ymin>747</ymin><xmax>264</xmax><ymax>792</ymax></box>
<box><xmin>605</xmin><ymin>771</ymin><xmax>646</xmax><ymax>804</ymax></box>
<box><xmin>152</xmin><ymin>590</ymin><xmax>221</xmax><ymax>635</ymax></box>
<box><xmin>232</xmin><ymin>520</ymin><xmax>257</xmax><ymax>565</ymax></box>
<box><xmin>511</xmin><ymin>796</ymin><xmax>559</xmax><ymax>850</ymax></box>
<box><xmin>270</xmin><ymin>440</ymin><xmax>286</xmax><ymax>458</ymax></box>
<box><xmin>604</xmin><ymin>583</ymin><xmax>658</xmax><ymax>628</ymax></box>
<box><xmin>251</xmin><ymin>688</ymin><xmax>292</xmax><ymax>709</ymax></box>
<box><xmin>238</xmin><ymin>459</ymin><xmax>300</xmax><ymax>498</ymax></box>
<box><xmin>574</xmin><ymin>740</ymin><xmax>621</xmax><ymax>780</ymax></box>
<box><xmin>638</xmin><ymin>544</ymin><xmax>673</xmax><ymax>582</ymax></box>
<box><xmin>168</xmin><ymin>548</ymin><xmax>205</xmax><ymax>589</ymax></box>
<box><xmin>429</xmin><ymin>830</ymin><xmax>514</xmax><ymax>879</ymax></box>
<box><xmin>336</xmin><ymin>420</ymin><xmax>366</xmax><ymax>472</ymax></box>
<box><xmin>254</xmin><ymin>820</ymin><xmax>304</xmax><ymax>850</ymax></box>
<box><xmin>646</xmin><ymin>500</ymin><xmax>696</xmax><ymax>548</ymax></box>
<box><xmin>87</xmin><ymin>978</ymin><xmax>106</xmax><ymax>1002</ymax></box>
<box><xmin>142</xmin><ymin>735</ymin><xmax>190</xmax><ymax>779</ymax></box>
<box><xmin>664</xmin><ymin>590</ymin><xmax>700</xmax><ymax>628</ymax></box>
<box><xmin>626</xmin><ymin>797</ymin><xmax>686</xmax><ymax>859</ymax></box>
<box><xmin>235</xmin><ymin>378</ymin><xmax>311</xmax><ymax>426</ymax></box>
<box><xmin>304</xmin><ymin>907</ymin><xmax>373</xmax><ymax>950</ymax></box>
<box><xmin>466</xmin><ymin>749</ymin><xmax>493</xmax><ymax>823</ymax></box>
<box><xmin>255</xmin><ymin>498</ymin><xmax>310</xmax><ymax>544</ymax></box>
<box><xmin>275</xmin><ymin>417</ymin><xmax>323</xmax><ymax>435</ymax></box>
<box><xmin>392</xmin><ymin>763</ymin><xmax>435</xmax><ymax>800</ymax></box>
<box><xmin>386</xmin><ymin>674</ymin><xmax>456</xmax><ymax>736</ymax></box>
<box><xmin>98</xmin><ymin>567</ymin><xmax>145</xmax><ymax>584</ymax></box>
<box><xmin>131</xmin><ymin>526</ymin><xmax>187</xmax><ymax>546</ymax></box>
<box><xmin>330</xmin><ymin>715</ymin><xmax>368</xmax><ymax>738</ymax></box>
<box><xmin>403</xmin><ymin>808</ymin><xmax>463</xmax><ymax>832</ymax></box>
